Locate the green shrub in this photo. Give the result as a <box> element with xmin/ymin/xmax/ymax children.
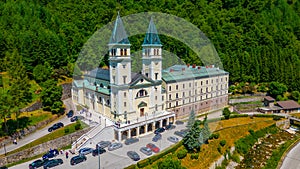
<box><xmin>177</xmin><ymin>149</ymin><xmax>188</xmax><ymax>159</ymax></box>
<box><xmin>64</xmin><ymin>128</ymin><xmax>69</xmax><ymax>133</ymax></box>
<box><xmin>191</xmin><ymin>153</ymin><xmax>199</xmax><ymax>159</ymax></box>
<box><xmin>74</xmin><ymin>122</ymin><xmax>81</xmax><ymax>130</ymax></box>
<box><xmin>137</xmin><ymin>159</ymin><xmax>149</xmax><ymax>168</ymax></box>
<box><xmin>214</xmin><ymin>133</ymin><xmax>220</xmax><ymax>139</ymax></box>
<box><xmin>220</xmin><ymin>140</ymin><xmax>226</xmax><ymax>147</ymax></box>
<box><xmin>231</xmin><ymin>153</ymin><xmax>240</xmax><ymax>163</ymax></box>
<box><xmin>217</xmin><ymin>146</ymin><xmax>222</xmax><ymax>153</ymax></box>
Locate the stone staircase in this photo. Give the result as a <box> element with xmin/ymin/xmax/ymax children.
<box><xmin>71</xmin><ymin>124</ymin><xmax>114</xmax><ymax>151</ymax></box>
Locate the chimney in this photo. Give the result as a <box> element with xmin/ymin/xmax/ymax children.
<box><xmin>198</xmin><ymin>66</ymin><xmax>201</xmax><ymax>69</ymax></box>
<box><xmin>192</xmin><ymin>64</ymin><xmax>196</xmax><ymax>68</ymax></box>
<box><xmin>187</xmin><ymin>64</ymin><xmax>190</xmax><ymax>68</ymax></box>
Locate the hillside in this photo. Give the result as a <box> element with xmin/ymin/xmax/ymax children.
<box><xmin>0</xmin><ymin>0</ymin><xmax>299</xmax><ymax>91</ymax></box>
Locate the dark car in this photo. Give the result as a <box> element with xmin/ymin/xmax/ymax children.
<box><xmin>92</xmin><ymin>148</ymin><xmax>106</xmax><ymax>156</ymax></box>
<box><xmin>174</xmin><ymin>130</ymin><xmax>188</xmax><ymax>138</ymax></box>
<box><xmin>0</xmin><ymin>166</ymin><xmax>8</xmax><ymax>169</ymax></box>
<box><xmin>66</xmin><ymin>110</ymin><xmax>74</xmax><ymax>118</ymax></box>
<box><xmin>140</xmin><ymin>147</ymin><xmax>152</xmax><ymax>156</ymax></box>
<box><xmin>48</xmin><ymin>122</ymin><xmax>64</xmax><ymax>132</ymax></box>
<box><xmin>79</xmin><ymin>147</ymin><xmax>94</xmax><ymax>155</ymax></box>
<box><xmin>124</xmin><ymin>138</ymin><xmax>139</xmax><ymax>145</ymax></box>
<box><xmin>154</xmin><ymin>127</ymin><xmax>165</xmax><ymax>134</ymax></box>
<box><xmin>43</xmin><ymin>158</ymin><xmax>63</xmax><ymax>169</ymax></box>
<box><xmin>165</xmin><ymin>124</ymin><xmax>176</xmax><ymax>130</ymax></box>
<box><xmin>96</xmin><ymin>141</ymin><xmax>111</xmax><ymax>149</ymax></box>
<box><xmin>152</xmin><ymin>133</ymin><xmax>162</xmax><ymax>142</ymax></box>
<box><xmin>70</xmin><ymin>116</ymin><xmax>78</xmax><ymax>122</ymax></box>
<box><xmin>70</xmin><ymin>155</ymin><xmax>87</xmax><ymax>165</ymax></box>
<box><xmin>146</xmin><ymin>143</ymin><xmax>160</xmax><ymax>153</ymax></box>
<box><xmin>42</xmin><ymin>149</ymin><xmax>59</xmax><ymax>160</ymax></box>
<box><xmin>127</xmin><ymin>151</ymin><xmax>140</xmax><ymax>161</ymax></box>
<box><xmin>175</xmin><ymin>120</ymin><xmax>184</xmax><ymax>125</ymax></box>
<box><xmin>29</xmin><ymin>159</ymin><xmax>48</xmax><ymax>169</ymax></box>
<box><xmin>167</xmin><ymin>136</ymin><xmax>179</xmax><ymax>143</ymax></box>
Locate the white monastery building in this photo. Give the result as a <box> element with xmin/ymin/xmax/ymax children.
<box><xmin>72</xmin><ymin>14</ymin><xmax>229</xmax><ymax>141</ymax></box>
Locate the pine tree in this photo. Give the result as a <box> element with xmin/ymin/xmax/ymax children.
<box><xmin>186</xmin><ymin>109</ymin><xmax>195</xmax><ymax>130</ymax></box>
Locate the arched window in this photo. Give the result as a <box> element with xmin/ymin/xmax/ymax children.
<box><xmin>136</xmin><ymin>89</ymin><xmax>148</xmax><ymax>98</ymax></box>
<box><xmin>100</xmin><ymin>83</ymin><xmax>104</xmax><ymax>88</ymax></box>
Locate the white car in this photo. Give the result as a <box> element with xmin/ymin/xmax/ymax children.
<box><xmin>108</xmin><ymin>142</ymin><xmax>123</xmax><ymax>151</ymax></box>
<box><xmin>167</xmin><ymin>136</ymin><xmax>179</xmax><ymax>143</ymax></box>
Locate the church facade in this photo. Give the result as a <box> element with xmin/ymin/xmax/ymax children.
<box><xmin>72</xmin><ymin>14</ymin><xmax>229</xmax><ymax>141</ymax></box>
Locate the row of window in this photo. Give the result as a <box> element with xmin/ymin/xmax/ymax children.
<box><xmin>110</xmin><ymin>48</ymin><xmax>128</xmax><ymax>56</ymax></box>
<box><xmin>144</xmin><ymin>48</ymin><xmax>160</xmax><ymax>56</ymax></box>
<box><xmin>168</xmin><ymin>77</ymin><xmax>228</xmax><ymax>92</ymax></box>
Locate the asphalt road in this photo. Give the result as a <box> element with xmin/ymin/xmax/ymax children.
<box><xmin>10</xmin><ymin>123</ymin><xmax>188</xmax><ymax>169</ymax></box>
<box><xmin>0</xmin><ymin>99</ymin><xmax>74</xmax><ymax>155</ymax></box>
<box><xmin>280</xmin><ymin>142</ymin><xmax>300</xmax><ymax>169</ymax></box>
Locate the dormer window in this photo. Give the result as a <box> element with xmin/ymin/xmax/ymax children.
<box><xmin>136</xmin><ymin>89</ymin><xmax>148</xmax><ymax>98</ymax></box>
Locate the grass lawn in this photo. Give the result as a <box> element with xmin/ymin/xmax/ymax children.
<box><xmin>143</xmin><ymin>117</ymin><xmax>275</xmax><ymax>169</ymax></box>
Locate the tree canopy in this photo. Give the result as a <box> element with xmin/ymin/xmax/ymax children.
<box><xmin>0</xmin><ymin>0</ymin><xmax>299</xmax><ymax>92</ymax></box>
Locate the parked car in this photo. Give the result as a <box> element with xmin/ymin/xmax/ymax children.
<box><xmin>29</xmin><ymin>159</ymin><xmax>48</xmax><ymax>169</ymax></box>
<box><xmin>146</xmin><ymin>143</ymin><xmax>160</xmax><ymax>153</ymax></box>
<box><xmin>108</xmin><ymin>142</ymin><xmax>123</xmax><ymax>151</ymax></box>
<box><xmin>127</xmin><ymin>151</ymin><xmax>140</xmax><ymax>161</ymax></box>
<box><xmin>70</xmin><ymin>155</ymin><xmax>87</xmax><ymax>165</ymax></box>
<box><xmin>0</xmin><ymin>166</ymin><xmax>7</xmax><ymax>169</ymax></box>
<box><xmin>66</xmin><ymin>110</ymin><xmax>74</xmax><ymax>118</ymax></box>
<box><xmin>48</xmin><ymin>122</ymin><xmax>64</xmax><ymax>132</ymax></box>
<box><xmin>96</xmin><ymin>141</ymin><xmax>111</xmax><ymax>149</ymax></box>
<box><xmin>79</xmin><ymin>147</ymin><xmax>94</xmax><ymax>155</ymax></box>
<box><xmin>42</xmin><ymin>149</ymin><xmax>59</xmax><ymax>160</ymax></box>
<box><xmin>165</xmin><ymin>124</ymin><xmax>176</xmax><ymax>130</ymax></box>
<box><xmin>92</xmin><ymin>148</ymin><xmax>106</xmax><ymax>156</ymax></box>
<box><xmin>43</xmin><ymin>158</ymin><xmax>63</xmax><ymax>169</ymax></box>
<box><xmin>154</xmin><ymin>127</ymin><xmax>165</xmax><ymax>134</ymax></box>
<box><xmin>140</xmin><ymin>147</ymin><xmax>152</xmax><ymax>156</ymax></box>
<box><xmin>167</xmin><ymin>136</ymin><xmax>179</xmax><ymax>143</ymax></box>
<box><xmin>70</xmin><ymin>116</ymin><xmax>78</xmax><ymax>122</ymax></box>
<box><xmin>174</xmin><ymin>129</ymin><xmax>188</xmax><ymax>138</ymax></box>
<box><xmin>125</xmin><ymin>137</ymin><xmax>139</xmax><ymax>145</ymax></box>
<box><xmin>152</xmin><ymin>133</ymin><xmax>162</xmax><ymax>142</ymax></box>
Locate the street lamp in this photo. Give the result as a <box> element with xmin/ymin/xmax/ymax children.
<box><xmin>3</xmin><ymin>143</ymin><xmax>6</xmax><ymax>156</ymax></box>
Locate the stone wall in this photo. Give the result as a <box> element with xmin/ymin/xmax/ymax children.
<box><xmin>20</xmin><ymin>101</ymin><xmax>42</xmax><ymax>113</ymax></box>
<box><xmin>0</xmin><ymin>127</ymin><xmax>91</xmax><ymax>166</ymax></box>
<box><xmin>61</xmin><ymin>83</ymin><xmax>72</xmax><ymax>100</ymax></box>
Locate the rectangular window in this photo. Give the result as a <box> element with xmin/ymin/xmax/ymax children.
<box><xmin>155</xmin><ymin>73</ymin><xmax>158</xmax><ymax>80</ymax></box>
<box><xmin>176</xmin><ymin>101</ymin><xmax>178</xmax><ymax>106</ymax></box>
<box><xmin>201</xmin><ymin>81</ymin><xmax>203</xmax><ymax>85</ymax></box>
<box><xmin>189</xmin><ymin>91</ymin><xmax>191</xmax><ymax>96</ymax></box>
<box><xmin>113</xmin><ymin>76</ymin><xmax>116</xmax><ymax>83</ymax></box>
<box><xmin>176</xmin><ymin>85</ymin><xmax>178</xmax><ymax>90</ymax></box>
<box><xmin>123</xmin><ymin>76</ymin><xmax>127</xmax><ymax>84</ymax></box>
<box><xmin>155</xmin><ymin>96</ymin><xmax>158</xmax><ymax>100</ymax></box>
<box><xmin>146</xmin><ymin>73</ymin><xmax>149</xmax><ymax>77</ymax></box>
<box><xmin>124</xmin><ymin>92</ymin><xmax>126</xmax><ymax>97</ymax></box>
<box><xmin>124</xmin><ymin>102</ymin><xmax>126</xmax><ymax>107</ymax></box>
<box><xmin>183</xmin><ymin>84</ymin><xmax>185</xmax><ymax>89</ymax></box>
<box><xmin>169</xmin><ymin>86</ymin><xmax>171</xmax><ymax>91</ymax></box>
<box><xmin>169</xmin><ymin>94</ymin><xmax>171</xmax><ymax>100</ymax></box>
<box><xmin>169</xmin><ymin>103</ymin><xmax>171</xmax><ymax>108</ymax></box>
<box><xmin>162</xmin><ymin>96</ymin><xmax>164</xmax><ymax>101</ymax></box>
<box><xmin>183</xmin><ymin>92</ymin><xmax>185</xmax><ymax>97</ymax></box>
<box><xmin>176</xmin><ymin>93</ymin><xmax>178</xmax><ymax>98</ymax></box>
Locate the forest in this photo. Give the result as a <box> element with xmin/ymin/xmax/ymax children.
<box><xmin>0</xmin><ymin>0</ymin><xmax>300</xmax><ymax>115</ymax></box>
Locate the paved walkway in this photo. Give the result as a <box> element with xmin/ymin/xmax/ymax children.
<box><xmin>281</xmin><ymin>141</ymin><xmax>300</xmax><ymax>169</ymax></box>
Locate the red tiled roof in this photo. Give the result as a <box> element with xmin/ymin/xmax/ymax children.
<box><xmin>277</xmin><ymin>100</ymin><xmax>300</xmax><ymax>109</ymax></box>
<box><xmin>264</xmin><ymin>96</ymin><xmax>275</xmax><ymax>101</ymax></box>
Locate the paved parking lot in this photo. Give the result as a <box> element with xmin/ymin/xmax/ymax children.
<box><xmin>10</xmin><ymin>123</ymin><xmax>187</xmax><ymax>169</ymax></box>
